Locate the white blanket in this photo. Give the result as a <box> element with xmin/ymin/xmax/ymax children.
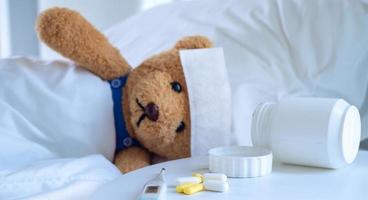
<box><xmin>0</xmin><ymin>57</ymin><xmax>120</xmax><ymax>199</ymax></box>
<box><xmin>0</xmin><ymin>155</ymin><xmax>120</xmax><ymax>200</ymax></box>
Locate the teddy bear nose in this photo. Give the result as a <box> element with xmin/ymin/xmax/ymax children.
<box><xmin>144</xmin><ymin>102</ymin><xmax>159</xmax><ymax>121</ymax></box>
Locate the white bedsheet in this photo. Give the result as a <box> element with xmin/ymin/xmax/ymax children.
<box><xmin>2</xmin><ymin>0</ymin><xmax>368</xmax><ymax>199</ymax></box>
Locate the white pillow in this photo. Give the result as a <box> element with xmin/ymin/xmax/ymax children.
<box><xmin>106</xmin><ymin>0</ymin><xmax>368</xmax><ymax>140</ymax></box>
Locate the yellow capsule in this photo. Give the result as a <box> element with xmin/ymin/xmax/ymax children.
<box><xmin>183</xmin><ymin>183</ymin><xmax>204</xmax><ymax>195</ymax></box>
<box><xmin>176</xmin><ymin>183</ymin><xmax>195</xmax><ymax>193</ymax></box>
<box><xmin>192</xmin><ymin>173</ymin><xmax>203</xmax><ymax>183</ymax></box>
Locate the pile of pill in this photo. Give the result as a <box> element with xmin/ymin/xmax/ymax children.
<box><xmin>176</xmin><ymin>173</ymin><xmax>229</xmax><ymax>195</ymax></box>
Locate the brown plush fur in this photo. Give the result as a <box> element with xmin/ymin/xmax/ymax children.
<box><xmin>36</xmin><ymin>8</ymin><xmax>213</xmax><ymax>173</ymax></box>
<box><xmin>115</xmin><ymin>147</ymin><xmax>151</xmax><ymax>172</ymax></box>
<box><xmin>37</xmin><ymin>8</ymin><xmax>131</xmax><ymax>80</ymax></box>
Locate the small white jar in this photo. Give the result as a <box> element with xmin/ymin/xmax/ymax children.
<box><xmin>251</xmin><ymin>98</ymin><xmax>361</xmax><ymax>169</ymax></box>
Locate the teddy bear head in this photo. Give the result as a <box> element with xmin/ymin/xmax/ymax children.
<box><xmin>123</xmin><ymin>37</ymin><xmax>212</xmax><ymax>159</ymax></box>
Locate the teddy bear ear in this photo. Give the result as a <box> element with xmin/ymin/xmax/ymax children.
<box><xmin>174</xmin><ymin>35</ymin><xmax>213</xmax><ymax>50</ymax></box>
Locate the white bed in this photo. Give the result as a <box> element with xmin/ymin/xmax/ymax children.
<box><xmin>1</xmin><ymin>0</ymin><xmax>368</xmax><ymax>199</ymax></box>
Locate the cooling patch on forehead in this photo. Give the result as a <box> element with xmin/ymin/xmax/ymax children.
<box><xmin>179</xmin><ymin>48</ymin><xmax>232</xmax><ymax>156</ymax></box>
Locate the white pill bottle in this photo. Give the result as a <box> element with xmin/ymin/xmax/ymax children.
<box><xmin>251</xmin><ymin>98</ymin><xmax>361</xmax><ymax>168</ymax></box>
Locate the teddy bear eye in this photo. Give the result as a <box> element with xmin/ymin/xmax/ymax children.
<box><xmin>176</xmin><ymin>121</ymin><xmax>185</xmax><ymax>133</ymax></box>
<box><xmin>171</xmin><ymin>81</ymin><xmax>182</xmax><ymax>93</ymax></box>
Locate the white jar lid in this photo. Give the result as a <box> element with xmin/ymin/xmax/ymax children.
<box><xmin>209</xmin><ymin>146</ymin><xmax>272</xmax><ymax>178</ymax></box>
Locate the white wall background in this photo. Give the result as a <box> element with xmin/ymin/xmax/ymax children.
<box><xmin>0</xmin><ymin>0</ymin><xmax>175</xmax><ymax>59</ymax></box>
<box><xmin>0</xmin><ymin>0</ymin><xmax>39</xmax><ymax>58</ymax></box>
<box><xmin>0</xmin><ymin>0</ymin><xmax>10</xmax><ymax>57</ymax></box>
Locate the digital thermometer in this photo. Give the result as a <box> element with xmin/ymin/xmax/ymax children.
<box><xmin>137</xmin><ymin>168</ymin><xmax>167</xmax><ymax>200</ymax></box>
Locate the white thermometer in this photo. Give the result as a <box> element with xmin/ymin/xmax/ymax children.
<box><xmin>137</xmin><ymin>168</ymin><xmax>167</xmax><ymax>200</ymax></box>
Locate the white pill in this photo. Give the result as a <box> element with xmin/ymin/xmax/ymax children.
<box><xmin>203</xmin><ymin>173</ymin><xmax>227</xmax><ymax>182</ymax></box>
<box><xmin>204</xmin><ymin>180</ymin><xmax>229</xmax><ymax>192</ymax></box>
<box><xmin>176</xmin><ymin>176</ymin><xmax>201</xmax><ymax>185</ymax></box>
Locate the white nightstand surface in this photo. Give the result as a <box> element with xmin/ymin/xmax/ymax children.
<box><xmin>92</xmin><ymin>151</ymin><xmax>368</xmax><ymax>200</ymax></box>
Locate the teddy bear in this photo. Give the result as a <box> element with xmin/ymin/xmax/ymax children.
<box><xmin>36</xmin><ymin>7</ymin><xmax>213</xmax><ymax>173</ymax></box>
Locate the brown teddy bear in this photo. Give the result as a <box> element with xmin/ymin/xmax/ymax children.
<box><xmin>36</xmin><ymin>8</ymin><xmax>213</xmax><ymax>173</ymax></box>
